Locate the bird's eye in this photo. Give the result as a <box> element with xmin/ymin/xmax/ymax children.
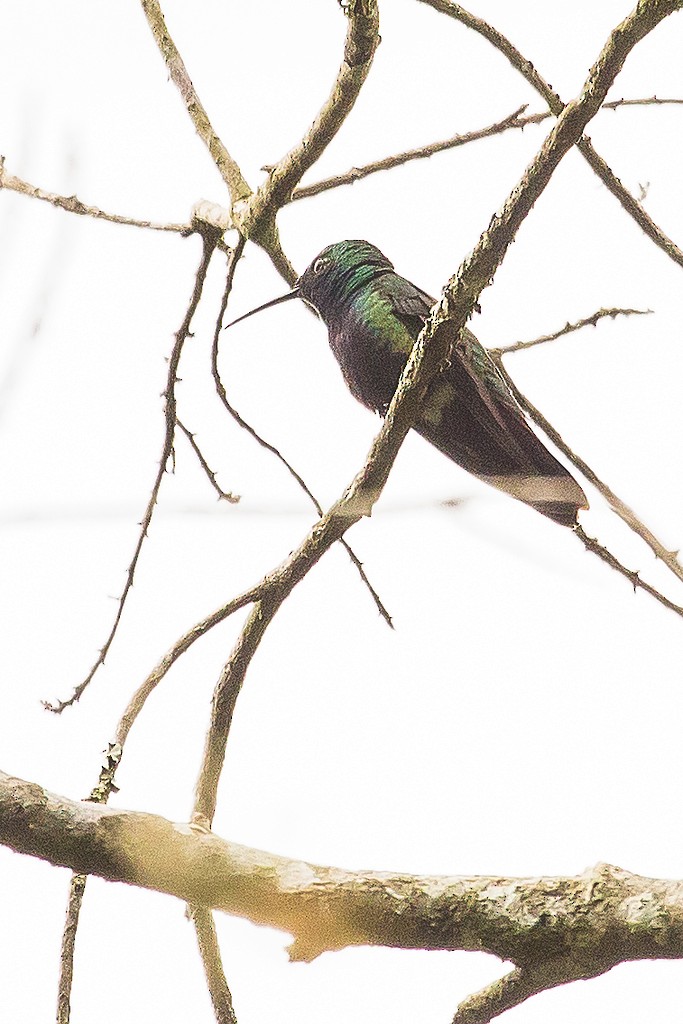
<box><xmin>312</xmin><ymin>257</ymin><xmax>328</xmax><ymax>275</ymax></box>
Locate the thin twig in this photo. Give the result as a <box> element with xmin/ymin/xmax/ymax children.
<box><xmin>55</xmin><ymin>579</ymin><xmax>260</xmax><ymax>1019</ymax></box>
<box><xmin>44</xmin><ymin>229</ymin><xmax>222</xmax><ymax>713</ymax></box>
<box><xmin>575</xmin><ymin>525</ymin><xmax>683</xmax><ymax>618</ymax></box>
<box><xmin>0</xmin><ymin>159</ymin><xmax>188</xmax><ymax>233</ymax></box>
<box><xmin>490</xmin><ymin>352</ymin><xmax>683</xmax><ymax>587</ymax></box>
<box><xmin>176</xmin><ymin>417</ymin><xmax>240</xmax><ymax>503</ymax></box>
<box><xmin>56</xmin><ymin>874</ymin><xmax>86</xmax><ymax>1024</ymax></box>
<box><xmin>491</xmin><ymin>306</ymin><xmax>651</xmax><ymax>355</ymax></box>
<box><xmin>291</xmin><ymin>97</ymin><xmax>683</xmax><ymax>203</ymax></box>
<box><xmin>416</xmin><ymin>0</ymin><xmax>683</xmax><ymax>271</ymax></box>
<box><xmin>290</xmin><ymin>104</ymin><xmax>529</xmax><ymax>200</ymax></box>
<box><xmin>213</xmin><ymin>241</ymin><xmax>393</xmax><ymax>627</ymax></box>
<box><xmin>190</xmin><ymin>906</ymin><xmax>238</xmax><ymax>1024</ymax></box>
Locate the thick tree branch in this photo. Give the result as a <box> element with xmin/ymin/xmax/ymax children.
<box><xmin>4</xmin><ymin>770</ymin><xmax>683</xmax><ymax>979</ymax></box>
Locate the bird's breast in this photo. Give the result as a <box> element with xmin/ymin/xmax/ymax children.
<box><xmin>327</xmin><ymin>293</ymin><xmax>414</xmax><ymax>414</ymax></box>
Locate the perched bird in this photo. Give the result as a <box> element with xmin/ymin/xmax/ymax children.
<box><xmin>227</xmin><ymin>240</ymin><xmax>588</xmax><ymax>526</ymax></box>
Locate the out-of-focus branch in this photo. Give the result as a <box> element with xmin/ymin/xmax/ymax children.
<box><xmin>0</xmin><ymin>159</ymin><xmax>188</xmax><ymax>232</ymax></box>
<box><xmin>190</xmin><ymin>906</ymin><xmax>238</xmax><ymax>1024</ymax></box>
<box><xmin>417</xmin><ymin>0</ymin><xmax>683</xmax><ymax>271</ymax></box>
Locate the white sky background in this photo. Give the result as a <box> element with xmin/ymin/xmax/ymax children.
<box><xmin>1</xmin><ymin>1</ymin><xmax>683</xmax><ymax>1021</ymax></box>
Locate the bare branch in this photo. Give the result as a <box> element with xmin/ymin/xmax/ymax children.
<box><xmin>190</xmin><ymin>906</ymin><xmax>238</xmax><ymax>1024</ymax></box>
<box><xmin>439</xmin><ymin>0</ymin><xmax>683</xmax><ymax>333</ymax></box>
<box><xmin>6</xmin><ymin>771</ymin><xmax>683</xmax><ymax>979</ymax></box>
<box><xmin>139</xmin><ymin>0</ymin><xmax>250</xmax><ymax>205</ymax></box>
<box><xmin>239</xmin><ymin>0</ymin><xmax>379</xmax><ymax>248</ymax></box>
<box><xmin>191</xmin><ymin>1</ymin><xmax>680</xmax><ymax>830</ymax></box>
<box><xmin>56</xmin><ymin>874</ymin><xmax>86</xmax><ymax>1024</ymax></box>
<box><xmin>290</xmin><ymin>104</ymin><xmax>530</xmax><ymax>200</ymax></box>
<box><xmin>176</xmin><ymin>417</ymin><xmax>240</xmax><ymax>503</ymax></box>
<box><xmin>0</xmin><ymin>159</ymin><xmax>188</xmax><ymax>233</ymax></box>
<box><xmin>490</xmin><ymin>353</ymin><xmax>683</xmax><ymax>588</ymax></box>
<box><xmin>574</xmin><ymin>525</ymin><xmax>683</xmax><ymax>617</ymax></box>
<box><xmin>291</xmin><ymin>97</ymin><xmax>683</xmax><ymax>204</ymax></box>
<box><xmin>417</xmin><ymin>0</ymin><xmax>683</xmax><ymax>272</ymax></box>
<box><xmin>491</xmin><ymin>306</ymin><xmax>652</xmax><ymax>355</ymax></box>
<box><xmin>44</xmin><ymin>228</ymin><xmax>222</xmax><ymax>712</ymax></box>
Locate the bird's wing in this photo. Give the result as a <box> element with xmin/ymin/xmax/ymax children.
<box><xmin>383</xmin><ymin>273</ymin><xmax>523</xmax><ymax>432</ymax></box>
<box><xmin>382</xmin><ymin>273</ymin><xmax>434</xmax><ymax>327</ymax></box>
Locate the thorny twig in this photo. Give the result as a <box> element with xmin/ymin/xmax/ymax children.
<box><xmin>44</xmin><ymin>228</ymin><xmax>222</xmax><ymax>713</ymax></box>
<box><xmin>291</xmin><ymin>97</ymin><xmax>683</xmax><ymax>203</ymax></box>
<box><xmin>0</xmin><ymin>158</ymin><xmax>188</xmax><ymax>233</ymax></box>
<box><xmin>491</xmin><ymin>306</ymin><xmax>651</xmax><ymax>355</ymax></box>
<box><xmin>176</xmin><ymin>418</ymin><xmax>240</xmax><ymax>503</ymax></box>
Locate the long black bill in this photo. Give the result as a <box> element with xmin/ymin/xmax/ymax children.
<box><xmin>224</xmin><ymin>288</ymin><xmax>300</xmax><ymax>329</ymax></box>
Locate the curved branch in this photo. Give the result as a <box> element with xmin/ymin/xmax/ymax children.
<box><xmin>239</xmin><ymin>0</ymin><xmax>379</xmax><ymax>245</ymax></box>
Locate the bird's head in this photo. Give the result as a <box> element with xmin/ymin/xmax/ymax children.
<box><xmin>224</xmin><ymin>240</ymin><xmax>393</xmax><ymax>329</ymax></box>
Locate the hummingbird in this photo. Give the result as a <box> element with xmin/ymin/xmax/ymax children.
<box><xmin>227</xmin><ymin>240</ymin><xmax>588</xmax><ymax>527</ymax></box>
